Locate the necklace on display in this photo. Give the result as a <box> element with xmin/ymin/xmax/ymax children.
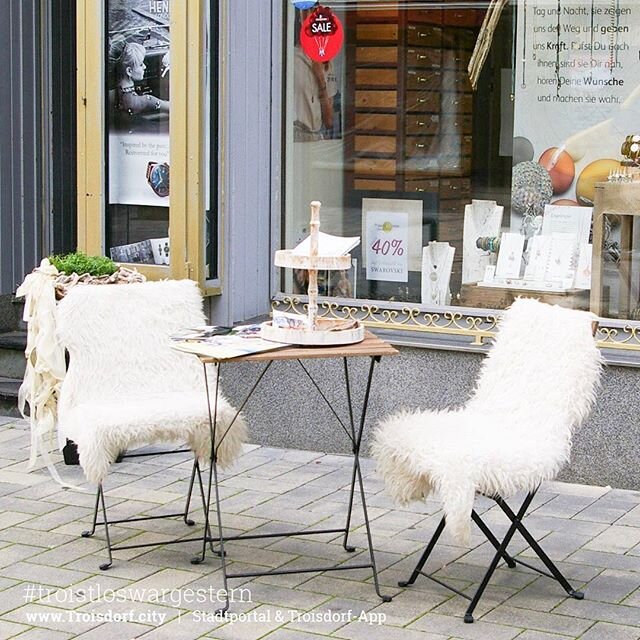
<box><xmin>426</xmin><ymin>242</ymin><xmax>453</xmax><ymax>304</ymax></box>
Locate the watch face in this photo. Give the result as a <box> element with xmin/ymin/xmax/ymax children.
<box><xmin>146</xmin><ymin>162</ymin><xmax>170</xmax><ymax>197</ymax></box>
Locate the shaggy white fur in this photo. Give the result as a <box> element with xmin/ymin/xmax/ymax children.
<box><xmin>55</xmin><ymin>280</ymin><xmax>247</xmax><ymax>485</ymax></box>
<box><xmin>371</xmin><ymin>298</ymin><xmax>602</xmax><ymax>546</ymax></box>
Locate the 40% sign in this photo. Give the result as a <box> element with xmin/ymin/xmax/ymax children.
<box><xmin>370</xmin><ymin>238</ymin><xmax>405</xmax><ymax>256</ymax></box>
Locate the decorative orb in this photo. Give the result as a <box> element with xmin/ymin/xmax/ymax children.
<box><xmin>511</xmin><ymin>161</ymin><xmax>553</xmax><ymax>217</ymax></box>
<box><xmin>576</xmin><ymin>159</ymin><xmax>621</xmax><ymax>205</ymax></box>
<box><xmin>539</xmin><ymin>147</ymin><xmax>575</xmax><ymax>194</ymax></box>
<box><xmin>512</xmin><ymin>136</ymin><xmax>535</xmax><ymax>164</ymax></box>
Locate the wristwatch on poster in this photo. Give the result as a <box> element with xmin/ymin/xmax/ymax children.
<box><xmin>146</xmin><ymin>162</ymin><xmax>170</xmax><ymax>198</ymax></box>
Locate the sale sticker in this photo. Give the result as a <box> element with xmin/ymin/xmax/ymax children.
<box><xmin>365</xmin><ymin>211</ymin><xmax>408</xmax><ymax>282</ymax></box>
<box><xmin>300</xmin><ymin>6</ymin><xmax>344</xmax><ymax>62</ymax></box>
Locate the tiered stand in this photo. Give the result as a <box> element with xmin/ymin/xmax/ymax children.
<box><xmin>261</xmin><ymin>201</ymin><xmax>365</xmax><ymax>346</ymax></box>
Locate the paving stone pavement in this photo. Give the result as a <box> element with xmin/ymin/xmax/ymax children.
<box><xmin>1</xmin><ymin>418</ymin><xmax>640</xmax><ymax>639</ymax></box>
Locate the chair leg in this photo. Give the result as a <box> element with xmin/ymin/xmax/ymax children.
<box><xmin>463</xmin><ymin>492</ymin><xmax>535</xmax><ymax>623</ymax></box>
<box><xmin>399</xmin><ymin>515</ymin><xmax>446</xmax><ymax>587</ymax></box>
<box><xmin>81</xmin><ymin>486</ymin><xmax>100</xmax><ymax>538</ymax></box>
<box><xmin>495</xmin><ymin>496</ymin><xmax>584</xmax><ymax>600</ymax></box>
<box><xmin>97</xmin><ymin>484</ymin><xmax>114</xmax><ymax>571</ymax></box>
<box><xmin>182</xmin><ymin>459</ymin><xmax>198</xmax><ymax>527</ymax></box>
<box><xmin>471</xmin><ymin>510</ymin><xmax>517</xmax><ymax>568</ymax></box>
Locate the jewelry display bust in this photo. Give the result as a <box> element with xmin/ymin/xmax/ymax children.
<box><xmin>421</xmin><ymin>241</ymin><xmax>455</xmax><ymax>306</ymax></box>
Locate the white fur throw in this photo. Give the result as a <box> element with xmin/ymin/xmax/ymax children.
<box><xmin>371</xmin><ymin>298</ymin><xmax>602</xmax><ymax>546</ymax></box>
<box><xmin>55</xmin><ymin>280</ymin><xmax>246</xmax><ymax>484</ymax></box>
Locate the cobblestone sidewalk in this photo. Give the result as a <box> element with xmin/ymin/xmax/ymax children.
<box><xmin>1</xmin><ymin>416</ymin><xmax>640</xmax><ymax>640</ymax></box>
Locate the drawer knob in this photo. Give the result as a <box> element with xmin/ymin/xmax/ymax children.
<box><xmin>417</xmin><ymin>121</ymin><xmax>426</xmax><ymax>126</ymax></box>
<box><xmin>417</xmin><ymin>54</ymin><xmax>427</xmax><ymax>60</ymax></box>
<box><xmin>418</xmin><ymin>77</ymin><xmax>427</xmax><ymax>83</ymax></box>
<box><xmin>416</xmin><ymin>143</ymin><xmax>426</xmax><ymax>149</ymax></box>
<box><xmin>417</xmin><ymin>98</ymin><xmax>426</xmax><ymax>103</ymax></box>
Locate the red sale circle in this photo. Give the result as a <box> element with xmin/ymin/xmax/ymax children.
<box><xmin>300</xmin><ymin>6</ymin><xmax>344</xmax><ymax>62</ymax></box>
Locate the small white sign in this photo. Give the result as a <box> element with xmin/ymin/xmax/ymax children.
<box><xmin>365</xmin><ymin>211</ymin><xmax>408</xmax><ymax>282</ymax></box>
<box><xmin>495</xmin><ymin>233</ymin><xmax>525</xmax><ymax>280</ymax></box>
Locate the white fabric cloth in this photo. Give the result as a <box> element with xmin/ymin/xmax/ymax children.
<box><xmin>55</xmin><ymin>280</ymin><xmax>246</xmax><ymax>484</ymax></box>
<box><xmin>371</xmin><ymin>298</ymin><xmax>602</xmax><ymax>545</ymax></box>
<box><xmin>16</xmin><ymin>259</ymin><xmax>70</xmax><ymax>485</ymax></box>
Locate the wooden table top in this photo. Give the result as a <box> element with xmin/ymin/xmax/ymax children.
<box><xmin>197</xmin><ymin>331</ymin><xmax>398</xmax><ymax>364</ymax></box>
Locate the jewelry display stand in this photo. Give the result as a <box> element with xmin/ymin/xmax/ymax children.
<box><xmin>462</xmin><ymin>200</ymin><xmax>504</xmax><ymax>284</ymax></box>
<box><xmin>261</xmin><ymin>201</ymin><xmax>365</xmax><ymax>346</ymax></box>
<box><xmin>421</xmin><ymin>241</ymin><xmax>455</xmax><ymax>305</ymax></box>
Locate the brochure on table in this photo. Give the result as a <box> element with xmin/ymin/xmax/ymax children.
<box><xmin>171</xmin><ymin>324</ymin><xmax>289</xmax><ymax>360</ymax></box>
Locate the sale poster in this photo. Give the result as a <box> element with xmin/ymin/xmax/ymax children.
<box><xmin>513</xmin><ymin>0</ymin><xmax>639</xmax><ymax>218</ymax></box>
<box><xmin>364</xmin><ymin>211</ymin><xmax>409</xmax><ymax>282</ymax></box>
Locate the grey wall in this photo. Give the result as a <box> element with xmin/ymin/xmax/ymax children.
<box><xmin>0</xmin><ymin>2</ymin><xmax>44</xmax><ymax>295</ymax></box>
<box><xmin>219</xmin><ymin>345</ymin><xmax>640</xmax><ymax>491</ymax></box>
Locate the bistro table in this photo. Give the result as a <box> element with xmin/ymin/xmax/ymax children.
<box><xmin>191</xmin><ymin>330</ymin><xmax>398</xmax><ymax>613</ymax></box>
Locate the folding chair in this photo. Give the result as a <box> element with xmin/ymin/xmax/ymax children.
<box><xmin>55</xmin><ymin>279</ymin><xmax>247</xmax><ymax>569</ymax></box>
<box><xmin>371</xmin><ymin>298</ymin><xmax>601</xmax><ymax>622</ymax></box>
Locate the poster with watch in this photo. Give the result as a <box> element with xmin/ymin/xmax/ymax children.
<box><xmin>107</xmin><ymin>0</ymin><xmax>171</xmax><ymax>206</ymax></box>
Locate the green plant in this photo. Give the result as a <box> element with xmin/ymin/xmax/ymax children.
<box><xmin>49</xmin><ymin>251</ymin><xmax>118</xmax><ymax>277</ymax></box>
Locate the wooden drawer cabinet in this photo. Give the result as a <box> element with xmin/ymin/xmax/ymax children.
<box><xmin>348</xmin><ymin>5</ymin><xmax>476</xmax><ymax>260</ymax></box>
<box><xmin>406</xmin><ymin>114</ymin><xmax>440</xmax><ymax>136</ymax></box>
<box><xmin>406</xmin><ymin>69</ymin><xmax>443</xmax><ymax>91</ymax></box>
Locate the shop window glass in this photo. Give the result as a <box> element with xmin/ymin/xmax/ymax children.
<box><xmin>283</xmin><ymin>0</ymin><xmax>640</xmax><ymax>320</ymax></box>
<box><xmin>105</xmin><ymin>0</ymin><xmax>171</xmax><ymax>266</ymax></box>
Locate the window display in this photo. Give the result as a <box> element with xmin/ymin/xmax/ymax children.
<box><xmin>282</xmin><ymin>0</ymin><xmax>640</xmax><ymax>320</ymax></box>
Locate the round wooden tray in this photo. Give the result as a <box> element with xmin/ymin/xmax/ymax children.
<box><xmin>260</xmin><ymin>321</ymin><xmax>365</xmax><ymax>346</ymax></box>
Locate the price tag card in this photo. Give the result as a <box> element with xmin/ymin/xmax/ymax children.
<box><xmin>365</xmin><ymin>211</ymin><xmax>409</xmax><ymax>282</ymax></box>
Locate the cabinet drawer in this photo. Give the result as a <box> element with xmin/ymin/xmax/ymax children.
<box><xmin>407</xmin><ymin>8</ymin><xmax>443</xmax><ymax>24</ymax></box>
<box><xmin>442</xmin><ymin>70</ymin><xmax>472</xmax><ymax>92</ymax></box>
<box><xmin>404</xmin><ymin>178</ymin><xmax>439</xmax><ymax>193</ymax></box>
<box><xmin>440</xmin><ymin>134</ymin><xmax>472</xmax><ymax>156</ymax></box>
<box><xmin>354</xmin><ymin>158</ymin><xmax>397</xmax><ymax>176</ymax></box>
<box><xmin>356</xmin><ymin>68</ymin><xmax>397</xmax><ymax>87</ymax></box>
<box><xmin>355</xmin><ymin>90</ymin><xmax>397</xmax><ymax>109</ymax></box>
<box><xmin>439</xmin><ymin>178</ymin><xmax>471</xmax><ymax>200</ymax></box>
<box><xmin>356</xmin><ymin>8</ymin><xmax>399</xmax><ymax>20</ymax></box>
<box><xmin>356</xmin><ymin>47</ymin><xmax>398</xmax><ymax>65</ymax></box>
<box><xmin>356</xmin><ymin>24</ymin><xmax>399</xmax><ymax>42</ymax></box>
<box><xmin>406</xmin><ymin>114</ymin><xmax>440</xmax><ymax>136</ymax></box>
<box><xmin>355</xmin><ymin>113</ymin><xmax>397</xmax><ymax>133</ymax></box>
<box><xmin>407</xmin><ymin>91</ymin><xmax>440</xmax><ymax>113</ymax></box>
<box><xmin>354</xmin><ymin>178</ymin><xmax>397</xmax><ymax>191</ymax></box>
<box><xmin>405</xmin><ymin>136</ymin><xmax>439</xmax><ymax>159</ymax></box>
<box><xmin>448</xmin><ymin>115</ymin><xmax>473</xmax><ymax>135</ymax></box>
<box><xmin>407</xmin><ymin>24</ymin><xmax>442</xmax><ymax>47</ymax></box>
<box><xmin>441</xmin><ymin>48</ymin><xmax>472</xmax><ymax>70</ymax></box>
<box><xmin>441</xmin><ymin>92</ymin><xmax>473</xmax><ymax>114</ymax></box>
<box><xmin>439</xmin><ymin>200</ymin><xmax>467</xmax><ymax>215</ymax></box>
<box><xmin>405</xmin><ymin>156</ymin><xmax>440</xmax><ymax>174</ymax></box>
<box><xmin>355</xmin><ymin>135</ymin><xmax>397</xmax><ymax>154</ymax></box>
<box><xmin>443</xmin><ymin>8</ymin><xmax>481</xmax><ymax>27</ymax></box>
<box><xmin>406</xmin><ymin>48</ymin><xmax>441</xmax><ymax>69</ymax></box>
<box><xmin>406</xmin><ymin>69</ymin><xmax>442</xmax><ymax>91</ymax></box>
<box><xmin>439</xmin><ymin>156</ymin><xmax>472</xmax><ymax>175</ymax></box>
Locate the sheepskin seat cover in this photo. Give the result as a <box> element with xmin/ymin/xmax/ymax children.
<box><xmin>371</xmin><ymin>298</ymin><xmax>602</xmax><ymax>545</ymax></box>
<box><xmin>56</xmin><ymin>280</ymin><xmax>246</xmax><ymax>484</ymax></box>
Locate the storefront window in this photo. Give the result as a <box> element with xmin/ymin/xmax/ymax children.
<box><xmin>283</xmin><ymin>0</ymin><xmax>640</xmax><ymax>320</ymax></box>
<box><xmin>105</xmin><ymin>0</ymin><xmax>171</xmax><ymax>266</ymax></box>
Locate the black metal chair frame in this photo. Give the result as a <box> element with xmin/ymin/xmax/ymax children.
<box><xmin>399</xmin><ymin>487</ymin><xmax>584</xmax><ymax>623</ymax></box>
<box><xmin>82</xmin><ymin>450</ymin><xmax>216</xmax><ymax>570</ymax></box>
